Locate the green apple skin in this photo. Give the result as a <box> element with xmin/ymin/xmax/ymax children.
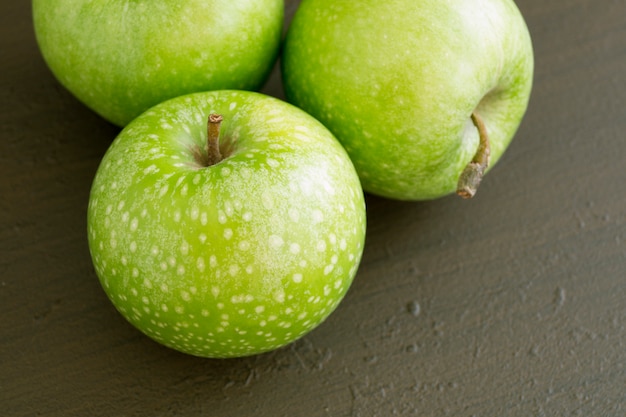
<box><xmin>87</xmin><ymin>90</ymin><xmax>366</xmax><ymax>358</ymax></box>
<box><xmin>32</xmin><ymin>0</ymin><xmax>284</xmax><ymax>127</ymax></box>
<box><xmin>282</xmin><ymin>0</ymin><xmax>534</xmax><ymax>200</ymax></box>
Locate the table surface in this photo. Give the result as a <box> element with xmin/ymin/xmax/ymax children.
<box><xmin>2</xmin><ymin>1</ymin><xmax>625</xmax><ymax>416</ymax></box>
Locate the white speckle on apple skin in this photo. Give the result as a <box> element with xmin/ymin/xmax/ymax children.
<box><xmin>87</xmin><ymin>91</ymin><xmax>366</xmax><ymax>358</ymax></box>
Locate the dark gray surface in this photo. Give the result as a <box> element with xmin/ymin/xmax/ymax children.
<box><xmin>2</xmin><ymin>0</ymin><xmax>625</xmax><ymax>415</ymax></box>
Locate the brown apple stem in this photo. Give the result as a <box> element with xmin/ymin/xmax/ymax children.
<box><xmin>457</xmin><ymin>112</ymin><xmax>491</xmax><ymax>199</ymax></box>
<box><xmin>206</xmin><ymin>113</ymin><xmax>224</xmax><ymax>166</ymax></box>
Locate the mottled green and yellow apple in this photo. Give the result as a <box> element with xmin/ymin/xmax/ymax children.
<box><xmin>283</xmin><ymin>0</ymin><xmax>534</xmax><ymax>200</ymax></box>
<box><xmin>87</xmin><ymin>90</ymin><xmax>367</xmax><ymax>358</ymax></box>
<box><xmin>33</xmin><ymin>0</ymin><xmax>284</xmax><ymax>126</ymax></box>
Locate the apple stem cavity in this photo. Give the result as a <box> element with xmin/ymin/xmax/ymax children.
<box><xmin>205</xmin><ymin>113</ymin><xmax>224</xmax><ymax>166</ymax></box>
<box><xmin>457</xmin><ymin>112</ymin><xmax>491</xmax><ymax>199</ymax></box>
<box><xmin>193</xmin><ymin>114</ymin><xmax>227</xmax><ymax>168</ymax></box>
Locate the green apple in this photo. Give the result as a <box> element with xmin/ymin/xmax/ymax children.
<box><xmin>87</xmin><ymin>90</ymin><xmax>366</xmax><ymax>358</ymax></box>
<box><xmin>282</xmin><ymin>0</ymin><xmax>534</xmax><ymax>200</ymax></box>
<box><xmin>33</xmin><ymin>0</ymin><xmax>284</xmax><ymax>127</ymax></box>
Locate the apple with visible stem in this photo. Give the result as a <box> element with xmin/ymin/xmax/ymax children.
<box><xmin>87</xmin><ymin>90</ymin><xmax>367</xmax><ymax>358</ymax></box>
<box><xmin>32</xmin><ymin>0</ymin><xmax>284</xmax><ymax>127</ymax></box>
<box><xmin>282</xmin><ymin>0</ymin><xmax>534</xmax><ymax>200</ymax></box>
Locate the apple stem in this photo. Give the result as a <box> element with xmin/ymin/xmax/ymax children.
<box><xmin>206</xmin><ymin>113</ymin><xmax>224</xmax><ymax>166</ymax></box>
<box><xmin>457</xmin><ymin>112</ymin><xmax>491</xmax><ymax>199</ymax></box>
